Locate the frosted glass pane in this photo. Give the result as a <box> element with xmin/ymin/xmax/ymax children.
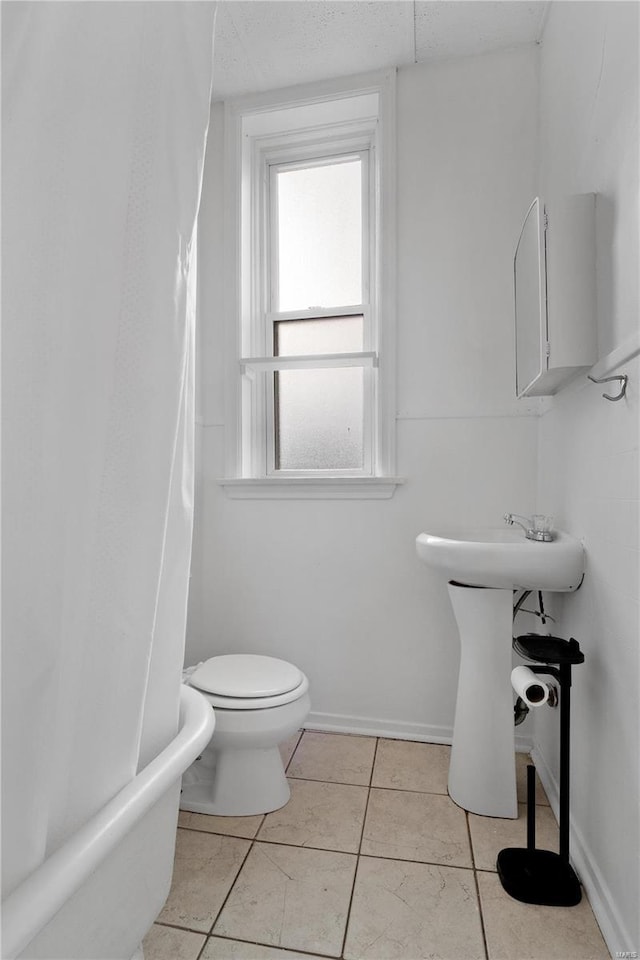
<box><xmin>276</xmin><ymin>160</ymin><xmax>362</xmax><ymax>311</ymax></box>
<box><xmin>275</xmin><ymin>315</ymin><xmax>363</xmax><ymax>356</ymax></box>
<box><xmin>275</xmin><ymin>367</ymin><xmax>363</xmax><ymax>470</ymax></box>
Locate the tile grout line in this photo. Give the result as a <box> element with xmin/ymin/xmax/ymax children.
<box><xmin>195</xmin><ymin>927</ymin><xmax>210</xmax><ymax>960</ymax></box>
<box><xmin>205</xmin><ymin>829</ymin><xmax>257</xmax><ymax>939</ymax></box>
<box><xmin>284</xmin><ymin>729</ymin><xmax>305</xmax><ymax>773</ymax></box>
<box><xmin>176</xmin><ymin>822</ymin><xmax>487</xmax><ymax>872</ymax></box>
<box><xmin>153</xmin><ymin>919</ymin><xmax>213</xmax><ymax>937</ymax></box>
<box><xmin>201</xmin><ymin>930</ymin><xmax>337</xmax><ymax>959</ymax></box>
<box><xmin>338</xmin><ymin>735</ymin><xmax>380</xmax><ymax>959</ymax></box>
<box><xmin>177</xmin><ymin>823</ymin><xmax>260</xmax><ymax>840</ymax></box>
<box><xmin>303</xmin><ymin>727</ymin><xmax>379</xmax><ymax>740</ymax></box>
<box><xmin>465</xmin><ymin>810</ymin><xmax>490</xmax><ymax>960</ymax></box>
<box><xmin>177</xmin><ymin>822</ymin><xmax>483</xmax><ymax>870</ymax></box>
<box><xmin>286</xmin><ymin>774</ymin><xmax>450</xmax><ymax>795</ymax></box>
<box><xmin>473</xmin><ymin>868</ymin><xmax>490</xmax><ymax>960</ymax></box>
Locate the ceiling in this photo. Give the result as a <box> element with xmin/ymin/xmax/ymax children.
<box><xmin>212</xmin><ymin>0</ymin><xmax>549</xmax><ymax>101</ymax></box>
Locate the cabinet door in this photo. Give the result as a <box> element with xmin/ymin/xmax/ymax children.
<box><xmin>514</xmin><ymin>194</ymin><xmax>596</xmax><ymax>397</ymax></box>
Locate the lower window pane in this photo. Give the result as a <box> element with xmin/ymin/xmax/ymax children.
<box><xmin>275</xmin><ymin>367</ymin><xmax>364</xmax><ymax>470</ymax></box>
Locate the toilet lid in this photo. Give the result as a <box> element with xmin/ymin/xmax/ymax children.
<box><xmin>189</xmin><ymin>654</ymin><xmax>303</xmax><ymax>699</ymax></box>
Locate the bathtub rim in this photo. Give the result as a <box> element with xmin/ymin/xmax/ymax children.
<box><xmin>2</xmin><ymin>684</ymin><xmax>214</xmax><ymax>960</ymax></box>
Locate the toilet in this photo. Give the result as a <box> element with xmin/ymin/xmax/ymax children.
<box><xmin>180</xmin><ymin>654</ymin><xmax>310</xmax><ymax>816</ymax></box>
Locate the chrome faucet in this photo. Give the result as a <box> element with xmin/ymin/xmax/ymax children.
<box><xmin>504</xmin><ymin>513</ymin><xmax>555</xmax><ymax>542</ymax></box>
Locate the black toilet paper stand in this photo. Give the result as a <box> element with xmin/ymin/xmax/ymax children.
<box><xmin>497</xmin><ymin>633</ymin><xmax>585</xmax><ymax>907</ymax></box>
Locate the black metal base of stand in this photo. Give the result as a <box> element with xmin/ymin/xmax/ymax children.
<box><xmin>497</xmin><ymin>848</ymin><xmax>582</xmax><ymax>906</ymax></box>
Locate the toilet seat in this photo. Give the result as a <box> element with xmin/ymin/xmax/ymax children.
<box><xmin>188</xmin><ymin>654</ymin><xmax>309</xmax><ymax>710</ymax></box>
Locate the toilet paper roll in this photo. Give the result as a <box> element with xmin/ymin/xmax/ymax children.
<box><xmin>511</xmin><ymin>665</ymin><xmax>550</xmax><ymax>708</ymax></box>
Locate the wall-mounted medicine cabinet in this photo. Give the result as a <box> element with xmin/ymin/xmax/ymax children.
<box><xmin>514</xmin><ymin>194</ymin><xmax>596</xmax><ymax>398</ymax></box>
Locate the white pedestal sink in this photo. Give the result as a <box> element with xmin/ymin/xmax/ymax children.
<box><xmin>416</xmin><ymin>527</ymin><xmax>584</xmax><ymax>819</ymax></box>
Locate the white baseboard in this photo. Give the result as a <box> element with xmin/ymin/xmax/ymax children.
<box><xmin>305</xmin><ymin>710</ymin><xmax>452</xmax><ymax>742</ymax></box>
<box><xmin>531</xmin><ymin>745</ymin><xmax>632</xmax><ymax>958</ymax></box>
<box><xmin>306</xmin><ymin>710</ymin><xmax>533</xmax><ymax>752</ymax></box>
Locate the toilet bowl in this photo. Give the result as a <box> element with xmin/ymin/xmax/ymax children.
<box><xmin>180</xmin><ymin>654</ymin><xmax>310</xmax><ymax>816</ymax></box>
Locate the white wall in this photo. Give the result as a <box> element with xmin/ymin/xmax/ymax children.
<box><xmin>188</xmin><ymin>45</ymin><xmax>541</xmax><ymax>742</ymax></box>
<box><xmin>533</xmin><ymin>2</ymin><xmax>639</xmax><ymax>954</ymax></box>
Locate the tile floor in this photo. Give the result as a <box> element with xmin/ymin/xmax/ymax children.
<box><xmin>143</xmin><ymin>731</ymin><xmax>610</xmax><ymax>960</ymax></box>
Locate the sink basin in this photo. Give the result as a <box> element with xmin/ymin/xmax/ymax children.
<box><xmin>416</xmin><ymin>527</ymin><xmax>584</xmax><ymax>591</ymax></box>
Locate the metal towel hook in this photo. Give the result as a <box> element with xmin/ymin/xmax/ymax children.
<box><xmin>587</xmin><ymin>373</ymin><xmax>628</xmax><ymax>402</ymax></box>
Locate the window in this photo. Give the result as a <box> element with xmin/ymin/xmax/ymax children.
<box><xmin>221</xmin><ymin>73</ymin><xmax>400</xmax><ymax>498</ymax></box>
<box><xmin>268</xmin><ymin>151</ymin><xmax>371</xmax><ymax>476</ymax></box>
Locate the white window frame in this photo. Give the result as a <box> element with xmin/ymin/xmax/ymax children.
<box><xmin>220</xmin><ymin>71</ymin><xmax>402</xmax><ymax>499</ymax></box>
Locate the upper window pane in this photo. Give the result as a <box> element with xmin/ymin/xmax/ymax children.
<box><xmin>275</xmin><ymin>158</ymin><xmax>362</xmax><ymax>312</ymax></box>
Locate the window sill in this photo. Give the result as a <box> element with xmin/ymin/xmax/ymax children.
<box><xmin>217</xmin><ymin>476</ymin><xmax>405</xmax><ymax>500</ymax></box>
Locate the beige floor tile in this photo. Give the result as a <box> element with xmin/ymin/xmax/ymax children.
<box><xmin>158</xmin><ymin>828</ymin><xmax>251</xmax><ymax>932</ymax></box>
<box><xmin>279</xmin><ymin>730</ymin><xmax>303</xmax><ymax>770</ymax></box>
<box><xmin>477</xmin><ymin>871</ymin><xmax>610</xmax><ymax>959</ymax></box>
<box><xmin>142</xmin><ymin>923</ymin><xmax>206</xmax><ymax>960</ymax></box>
<box><xmin>469</xmin><ymin>802</ymin><xmax>559</xmax><ymax>871</ymax></box>
<box><xmin>361</xmin><ymin>788</ymin><xmax>472</xmax><ymax>867</ymax></box>
<box><xmin>372</xmin><ymin>738</ymin><xmax>450</xmax><ymax>794</ymax></box>
<box><xmin>287</xmin><ymin>731</ymin><xmax>376</xmax><ymax>785</ymax></box>
<box><xmin>515</xmin><ymin>753</ymin><xmax>550</xmax><ymax>805</ymax></box>
<box><xmin>179</xmin><ymin>809</ymin><xmax>265</xmax><ymax>839</ymax></box>
<box><xmin>343</xmin><ymin>856</ymin><xmax>485</xmax><ymax>959</ymax></box>
<box><xmin>214</xmin><ymin>842</ymin><xmax>357</xmax><ymax>957</ymax></box>
<box><xmin>256</xmin><ymin>778</ymin><xmax>368</xmax><ymax>853</ymax></box>
<box><xmin>203</xmin><ymin>936</ymin><xmax>329</xmax><ymax>958</ymax></box>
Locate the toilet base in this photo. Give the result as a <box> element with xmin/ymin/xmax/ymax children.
<box><xmin>180</xmin><ymin>746</ymin><xmax>291</xmax><ymax>816</ymax></box>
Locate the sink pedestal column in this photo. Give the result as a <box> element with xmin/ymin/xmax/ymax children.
<box><xmin>447</xmin><ymin>583</ymin><xmax>517</xmax><ymax>819</ymax></box>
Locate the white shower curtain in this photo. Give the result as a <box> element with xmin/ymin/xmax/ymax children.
<box><xmin>2</xmin><ymin>1</ymin><xmax>216</xmax><ymax>898</ymax></box>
